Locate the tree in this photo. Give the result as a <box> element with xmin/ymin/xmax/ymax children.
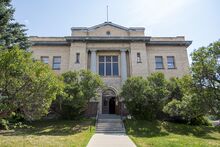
<box><xmin>0</xmin><ymin>48</ymin><xmax>63</xmax><ymax>121</ymax></box>
<box><xmin>0</xmin><ymin>0</ymin><xmax>30</xmax><ymax>50</ymax></box>
<box><xmin>163</xmin><ymin>75</ymin><xmax>207</xmax><ymax>124</ymax></box>
<box><xmin>54</xmin><ymin>70</ymin><xmax>103</xmax><ymax>119</ymax></box>
<box><xmin>191</xmin><ymin>41</ymin><xmax>220</xmax><ymax>116</ymax></box>
<box><xmin>121</xmin><ymin>72</ymin><xmax>169</xmax><ymax>120</ymax></box>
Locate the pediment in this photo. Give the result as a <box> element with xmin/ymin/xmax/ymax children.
<box><xmin>71</xmin><ymin>22</ymin><xmax>145</xmax><ymax>37</ymax></box>
<box><xmin>88</xmin><ymin>22</ymin><xmax>129</xmax><ymax>36</ymax></box>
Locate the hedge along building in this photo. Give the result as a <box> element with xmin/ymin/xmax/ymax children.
<box><xmin>30</xmin><ymin>22</ymin><xmax>192</xmax><ymax>116</ymax></box>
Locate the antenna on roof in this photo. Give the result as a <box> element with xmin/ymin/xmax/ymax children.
<box><xmin>107</xmin><ymin>5</ymin><xmax>109</xmax><ymax>22</ymax></box>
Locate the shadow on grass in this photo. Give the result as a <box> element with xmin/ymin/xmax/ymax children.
<box><xmin>1</xmin><ymin>119</ymin><xmax>95</xmax><ymax>137</ymax></box>
<box><xmin>125</xmin><ymin>119</ymin><xmax>220</xmax><ymax>140</ymax></box>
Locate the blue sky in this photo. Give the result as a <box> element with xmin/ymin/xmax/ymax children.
<box><xmin>12</xmin><ymin>0</ymin><xmax>220</xmax><ymax>62</ymax></box>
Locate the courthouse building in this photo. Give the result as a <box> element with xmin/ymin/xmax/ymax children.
<box><xmin>30</xmin><ymin>22</ymin><xmax>192</xmax><ymax>116</ymax></box>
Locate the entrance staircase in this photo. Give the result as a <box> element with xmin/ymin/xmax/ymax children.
<box><xmin>96</xmin><ymin>114</ymin><xmax>126</xmax><ymax>133</ymax></box>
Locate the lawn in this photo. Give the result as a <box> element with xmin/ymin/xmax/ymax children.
<box><xmin>125</xmin><ymin>120</ymin><xmax>220</xmax><ymax>147</ymax></box>
<box><xmin>0</xmin><ymin>119</ymin><xmax>95</xmax><ymax>147</ymax></box>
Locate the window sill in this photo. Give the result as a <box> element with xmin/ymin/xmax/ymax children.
<box><xmin>53</xmin><ymin>68</ymin><xmax>61</xmax><ymax>70</ymax></box>
<box><xmin>155</xmin><ymin>68</ymin><xmax>164</xmax><ymax>70</ymax></box>
<box><xmin>168</xmin><ymin>67</ymin><xmax>177</xmax><ymax>70</ymax></box>
<box><xmin>101</xmin><ymin>76</ymin><xmax>121</xmax><ymax>78</ymax></box>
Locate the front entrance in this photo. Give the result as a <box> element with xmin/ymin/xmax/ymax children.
<box><xmin>102</xmin><ymin>89</ymin><xmax>117</xmax><ymax>114</ymax></box>
<box><xmin>109</xmin><ymin>97</ymin><xmax>116</xmax><ymax>114</ymax></box>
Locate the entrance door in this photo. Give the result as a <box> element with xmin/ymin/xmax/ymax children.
<box><xmin>102</xmin><ymin>97</ymin><xmax>109</xmax><ymax>114</ymax></box>
<box><xmin>102</xmin><ymin>89</ymin><xmax>117</xmax><ymax>114</ymax></box>
<box><xmin>109</xmin><ymin>97</ymin><xmax>116</xmax><ymax>114</ymax></box>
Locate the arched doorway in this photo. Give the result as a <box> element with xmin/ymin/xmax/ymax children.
<box><xmin>102</xmin><ymin>89</ymin><xmax>117</xmax><ymax>114</ymax></box>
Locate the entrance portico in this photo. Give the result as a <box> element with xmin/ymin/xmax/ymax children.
<box><xmin>101</xmin><ymin>88</ymin><xmax>118</xmax><ymax>114</ymax></box>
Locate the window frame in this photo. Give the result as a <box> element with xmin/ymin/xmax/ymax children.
<box><xmin>52</xmin><ymin>56</ymin><xmax>61</xmax><ymax>70</ymax></box>
<box><xmin>40</xmin><ymin>56</ymin><xmax>49</xmax><ymax>64</ymax></box>
<box><xmin>76</xmin><ymin>53</ymin><xmax>80</xmax><ymax>64</ymax></box>
<box><xmin>137</xmin><ymin>52</ymin><xmax>142</xmax><ymax>63</ymax></box>
<box><xmin>155</xmin><ymin>56</ymin><xmax>164</xmax><ymax>69</ymax></box>
<box><xmin>98</xmin><ymin>55</ymin><xmax>119</xmax><ymax>77</ymax></box>
<box><xmin>167</xmin><ymin>56</ymin><xmax>176</xmax><ymax>69</ymax></box>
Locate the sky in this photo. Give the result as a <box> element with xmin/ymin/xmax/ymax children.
<box><xmin>12</xmin><ymin>0</ymin><xmax>220</xmax><ymax>62</ymax></box>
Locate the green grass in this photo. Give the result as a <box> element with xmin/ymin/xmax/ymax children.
<box><xmin>0</xmin><ymin>119</ymin><xmax>95</xmax><ymax>147</ymax></box>
<box><xmin>125</xmin><ymin>120</ymin><xmax>220</xmax><ymax>147</ymax></box>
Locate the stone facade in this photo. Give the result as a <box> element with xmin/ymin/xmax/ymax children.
<box><xmin>30</xmin><ymin>22</ymin><xmax>192</xmax><ymax>115</ymax></box>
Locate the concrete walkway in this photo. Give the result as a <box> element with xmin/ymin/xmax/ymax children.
<box><xmin>87</xmin><ymin>133</ymin><xmax>136</xmax><ymax>147</ymax></box>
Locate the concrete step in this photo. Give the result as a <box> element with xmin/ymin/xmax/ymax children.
<box><xmin>98</xmin><ymin>119</ymin><xmax>122</xmax><ymax>123</ymax></box>
<box><xmin>96</xmin><ymin>114</ymin><xmax>125</xmax><ymax>133</ymax></box>
<box><xmin>96</xmin><ymin>130</ymin><xmax>126</xmax><ymax>133</ymax></box>
<box><xmin>98</xmin><ymin>114</ymin><xmax>121</xmax><ymax>119</ymax></box>
<box><xmin>97</xmin><ymin>125</ymin><xmax>123</xmax><ymax>128</ymax></box>
<box><xmin>96</xmin><ymin>127</ymin><xmax>125</xmax><ymax>132</ymax></box>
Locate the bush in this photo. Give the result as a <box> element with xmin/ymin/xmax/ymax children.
<box><xmin>53</xmin><ymin>70</ymin><xmax>103</xmax><ymax>119</ymax></box>
<box><xmin>163</xmin><ymin>75</ymin><xmax>208</xmax><ymax>125</ymax></box>
<box><xmin>0</xmin><ymin>48</ymin><xmax>63</xmax><ymax>121</ymax></box>
<box><xmin>0</xmin><ymin>119</ymin><xmax>9</xmax><ymax>130</ymax></box>
<box><xmin>121</xmin><ymin>72</ymin><xmax>169</xmax><ymax>120</ymax></box>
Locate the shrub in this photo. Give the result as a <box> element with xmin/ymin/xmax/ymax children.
<box><xmin>121</xmin><ymin>72</ymin><xmax>169</xmax><ymax>120</ymax></box>
<box><xmin>0</xmin><ymin>119</ymin><xmax>9</xmax><ymax>130</ymax></box>
<box><xmin>0</xmin><ymin>48</ymin><xmax>63</xmax><ymax>121</ymax></box>
<box><xmin>54</xmin><ymin>70</ymin><xmax>103</xmax><ymax>119</ymax></box>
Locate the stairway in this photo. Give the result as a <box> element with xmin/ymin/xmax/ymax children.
<box><xmin>96</xmin><ymin>114</ymin><xmax>126</xmax><ymax>133</ymax></box>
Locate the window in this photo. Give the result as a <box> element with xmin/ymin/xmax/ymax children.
<box><xmin>167</xmin><ymin>56</ymin><xmax>175</xmax><ymax>69</ymax></box>
<box><xmin>106</xmin><ymin>31</ymin><xmax>111</xmax><ymax>35</ymax></box>
<box><xmin>41</xmin><ymin>56</ymin><xmax>49</xmax><ymax>64</ymax></box>
<box><xmin>76</xmin><ymin>53</ymin><xmax>80</xmax><ymax>63</ymax></box>
<box><xmin>99</xmin><ymin>56</ymin><xmax>119</xmax><ymax>76</ymax></box>
<box><xmin>155</xmin><ymin>56</ymin><xmax>164</xmax><ymax>69</ymax></box>
<box><xmin>137</xmin><ymin>52</ymin><xmax>141</xmax><ymax>63</ymax></box>
<box><xmin>217</xmin><ymin>55</ymin><xmax>220</xmax><ymax>65</ymax></box>
<box><xmin>53</xmin><ymin>56</ymin><xmax>61</xmax><ymax>70</ymax></box>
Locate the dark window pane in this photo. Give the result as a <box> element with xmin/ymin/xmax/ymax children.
<box><xmin>99</xmin><ymin>56</ymin><xmax>104</xmax><ymax>62</ymax></box>
<box><xmin>167</xmin><ymin>56</ymin><xmax>174</xmax><ymax>63</ymax></box>
<box><xmin>113</xmin><ymin>56</ymin><xmax>118</xmax><ymax>62</ymax></box>
<box><xmin>54</xmin><ymin>57</ymin><xmax>61</xmax><ymax>63</ymax></box>
<box><xmin>155</xmin><ymin>56</ymin><xmax>162</xmax><ymax>63</ymax></box>
<box><xmin>99</xmin><ymin>63</ymin><xmax>104</xmax><ymax>76</ymax></box>
<box><xmin>106</xmin><ymin>56</ymin><xmax>111</xmax><ymax>62</ymax></box>
<box><xmin>137</xmin><ymin>53</ymin><xmax>141</xmax><ymax>63</ymax></box>
<box><xmin>156</xmin><ymin>63</ymin><xmax>163</xmax><ymax>69</ymax></box>
<box><xmin>168</xmin><ymin>63</ymin><xmax>174</xmax><ymax>69</ymax></box>
<box><xmin>155</xmin><ymin>56</ymin><xmax>163</xmax><ymax>69</ymax></box>
<box><xmin>167</xmin><ymin>56</ymin><xmax>175</xmax><ymax>69</ymax></box>
<box><xmin>76</xmin><ymin>53</ymin><xmax>80</xmax><ymax>63</ymax></box>
<box><xmin>53</xmin><ymin>63</ymin><xmax>60</xmax><ymax>69</ymax></box>
<box><xmin>113</xmin><ymin>63</ymin><xmax>119</xmax><ymax>76</ymax></box>
<box><xmin>41</xmin><ymin>57</ymin><xmax>49</xmax><ymax>64</ymax></box>
<box><xmin>106</xmin><ymin>63</ymin><xmax>111</xmax><ymax>75</ymax></box>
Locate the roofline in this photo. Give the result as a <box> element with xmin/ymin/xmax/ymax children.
<box><xmin>31</xmin><ymin>41</ymin><xmax>70</xmax><ymax>46</ymax></box>
<box><xmin>65</xmin><ymin>36</ymin><xmax>150</xmax><ymax>42</ymax></box>
<box><xmin>147</xmin><ymin>41</ymin><xmax>192</xmax><ymax>47</ymax></box>
<box><xmin>29</xmin><ymin>37</ymin><xmax>192</xmax><ymax>47</ymax></box>
<box><xmin>71</xmin><ymin>22</ymin><xmax>145</xmax><ymax>32</ymax></box>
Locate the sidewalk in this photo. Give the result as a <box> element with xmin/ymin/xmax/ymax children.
<box><xmin>87</xmin><ymin>133</ymin><xmax>136</xmax><ymax>147</ymax></box>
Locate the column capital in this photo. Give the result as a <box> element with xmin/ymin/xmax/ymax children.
<box><xmin>120</xmin><ymin>49</ymin><xmax>127</xmax><ymax>52</ymax></box>
<box><xmin>90</xmin><ymin>49</ymin><xmax>98</xmax><ymax>52</ymax></box>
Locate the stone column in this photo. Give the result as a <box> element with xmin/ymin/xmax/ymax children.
<box><xmin>120</xmin><ymin>49</ymin><xmax>127</xmax><ymax>82</ymax></box>
<box><xmin>90</xmin><ymin>50</ymin><xmax>97</xmax><ymax>73</ymax></box>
